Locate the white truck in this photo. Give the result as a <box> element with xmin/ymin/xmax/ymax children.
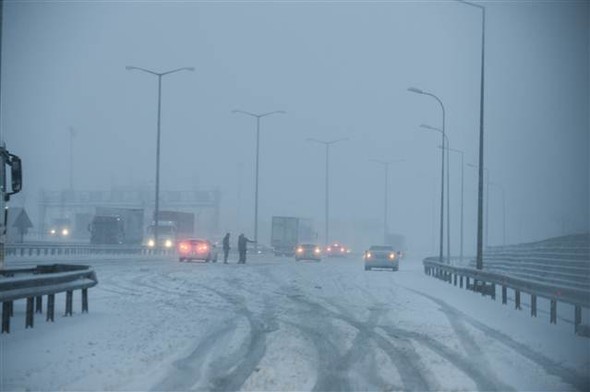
<box><xmin>271</xmin><ymin>216</ymin><xmax>315</xmax><ymax>256</ymax></box>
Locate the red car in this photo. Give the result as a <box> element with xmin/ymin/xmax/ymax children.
<box><xmin>178</xmin><ymin>239</ymin><xmax>219</xmax><ymax>262</ymax></box>
<box><xmin>325</xmin><ymin>242</ymin><xmax>350</xmax><ymax>257</ymax></box>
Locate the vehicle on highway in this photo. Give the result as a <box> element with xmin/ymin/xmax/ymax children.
<box><xmin>295</xmin><ymin>243</ymin><xmax>322</xmax><ymax>261</ymax></box>
<box><xmin>178</xmin><ymin>238</ymin><xmax>219</xmax><ymax>262</ymax></box>
<box><xmin>325</xmin><ymin>242</ymin><xmax>350</xmax><ymax>257</ymax></box>
<box><xmin>363</xmin><ymin>245</ymin><xmax>399</xmax><ymax>271</ymax></box>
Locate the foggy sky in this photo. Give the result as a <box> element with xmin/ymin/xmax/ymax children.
<box><xmin>2</xmin><ymin>0</ymin><xmax>588</xmax><ymax>253</ymax></box>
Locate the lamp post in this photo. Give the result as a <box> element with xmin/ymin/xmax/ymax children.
<box><xmin>370</xmin><ymin>159</ymin><xmax>404</xmax><ymax>244</ymax></box>
<box><xmin>468</xmin><ymin>163</ymin><xmax>489</xmax><ymax>249</ymax></box>
<box><xmin>409</xmin><ymin>87</ymin><xmax>446</xmax><ymax>263</ymax></box>
<box><xmin>232</xmin><ymin>109</ymin><xmax>285</xmax><ymax>250</ymax></box>
<box><xmin>457</xmin><ymin>0</ymin><xmax>486</xmax><ymax>270</ymax></box>
<box><xmin>420</xmin><ymin>123</ymin><xmax>451</xmax><ymax>264</ymax></box>
<box><xmin>307</xmin><ymin>137</ymin><xmax>349</xmax><ymax>245</ymax></box>
<box><xmin>126</xmin><ymin>65</ymin><xmax>194</xmax><ymax>246</ymax></box>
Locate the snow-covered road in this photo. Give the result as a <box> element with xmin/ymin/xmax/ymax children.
<box><xmin>2</xmin><ymin>254</ymin><xmax>589</xmax><ymax>391</ymax></box>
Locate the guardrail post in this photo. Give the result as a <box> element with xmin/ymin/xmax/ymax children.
<box><xmin>35</xmin><ymin>296</ymin><xmax>43</xmax><ymax>313</ymax></box>
<box><xmin>575</xmin><ymin>306</ymin><xmax>582</xmax><ymax>331</ymax></box>
<box><xmin>65</xmin><ymin>291</ymin><xmax>73</xmax><ymax>316</ymax></box>
<box><xmin>491</xmin><ymin>284</ymin><xmax>496</xmax><ymax>300</ymax></box>
<box><xmin>515</xmin><ymin>290</ymin><xmax>521</xmax><ymax>310</ymax></box>
<box><xmin>550</xmin><ymin>300</ymin><xmax>557</xmax><ymax>324</ymax></box>
<box><xmin>453</xmin><ymin>274</ymin><xmax>457</xmax><ymax>286</ymax></box>
<box><xmin>502</xmin><ymin>286</ymin><xmax>507</xmax><ymax>304</ymax></box>
<box><xmin>47</xmin><ymin>294</ymin><xmax>55</xmax><ymax>322</ymax></box>
<box><xmin>2</xmin><ymin>302</ymin><xmax>11</xmax><ymax>333</ymax></box>
<box><xmin>26</xmin><ymin>297</ymin><xmax>34</xmax><ymax>328</ymax></box>
<box><xmin>466</xmin><ymin>277</ymin><xmax>470</xmax><ymax>290</ymax></box>
<box><xmin>82</xmin><ymin>289</ymin><xmax>88</xmax><ymax>313</ymax></box>
<box><xmin>459</xmin><ymin>275</ymin><xmax>463</xmax><ymax>288</ymax></box>
<box><xmin>531</xmin><ymin>295</ymin><xmax>537</xmax><ymax>317</ymax></box>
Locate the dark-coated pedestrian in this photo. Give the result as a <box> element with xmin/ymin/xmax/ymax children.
<box><xmin>237</xmin><ymin>233</ymin><xmax>255</xmax><ymax>264</ymax></box>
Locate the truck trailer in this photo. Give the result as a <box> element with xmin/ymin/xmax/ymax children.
<box><xmin>271</xmin><ymin>216</ymin><xmax>316</xmax><ymax>256</ymax></box>
<box><xmin>89</xmin><ymin>207</ymin><xmax>144</xmax><ymax>245</ymax></box>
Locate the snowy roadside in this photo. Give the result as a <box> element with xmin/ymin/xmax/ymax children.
<box><xmin>0</xmin><ymin>254</ymin><xmax>588</xmax><ymax>391</ymax></box>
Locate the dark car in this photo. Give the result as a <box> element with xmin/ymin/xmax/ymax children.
<box><xmin>295</xmin><ymin>243</ymin><xmax>322</xmax><ymax>261</ymax></box>
<box><xmin>178</xmin><ymin>238</ymin><xmax>219</xmax><ymax>262</ymax></box>
<box><xmin>364</xmin><ymin>245</ymin><xmax>399</xmax><ymax>271</ymax></box>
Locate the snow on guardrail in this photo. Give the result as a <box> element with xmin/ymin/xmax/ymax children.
<box><xmin>0</xmin><ymin>264</ymin><xmax>98</xmax><ymax>333</ymax></box>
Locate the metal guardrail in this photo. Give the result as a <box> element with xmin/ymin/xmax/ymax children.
<box><xmin>463</xmin><ymin>234</ymin><xmax>590</xmax><ymax>292</ymax></box>
<box><xmin>423</xmin><ymin>257</ymin><xmax>590</xmax><ymax>336</ymax></box>
<box><xmin>0</xmin><ymin>264</ymin><xmax>98</xmax><ymax>333</ymax></box>
<box><xmin>5</xmin><ymin>243</ymin><xmax>176</xmax><ymax>257</ymax></box>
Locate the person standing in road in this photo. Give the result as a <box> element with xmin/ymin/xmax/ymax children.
<box><xmin>222</xmin><ymin>233</ymin><xmax>231</xmax><ymax>264</ymax></box>
<box><xmin>237</xmin><ymin>233</ymin><xmax>255</xmax><ymax>264</ymax></box>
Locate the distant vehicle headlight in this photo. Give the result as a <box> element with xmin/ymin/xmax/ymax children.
<box><xmin>389</xmin><ymin>253</ymin><xmax>396</xmax><ymax>260</ymax></box>
<box><xmin>62</xmin><ymin>228</ymin><xmax>69</xmax><ymax>236</ymax></box>
<box><xmin>297</xmin><ymin>247</ymin><xmax>304</xmax><ymax>253</ymax></box>
<box><xmin>366</xmin><ymin>252</ymin><xmax>372</xmax><ymax>259</ymax></box>
<box><xmin>148</xmin><ymin>239</ymin><xmax>155</xmax><ymax>248</ymax></box>
<box><xmin>165</xmin><ymin>239</ymin><xmax>173</xmax><ymax>248</ymax></box>
<box><xmin>314</xmin><ymin>247</ymin><xmax>321</xmax><ymax>254</ymax></box>
<box><xmin>49</xmin><ymin>229</ymin><xmax>56</xmax><ymax>235</ymax></box>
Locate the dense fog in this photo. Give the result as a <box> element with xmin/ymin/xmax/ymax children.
<box><xmin>2</xmin><ymin>0</ymin><xmax>588</xmax><ymax>253</ymax></box>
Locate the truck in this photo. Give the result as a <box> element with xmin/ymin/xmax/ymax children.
<box><xmin>0</xmin><ymin>145</ymin><xmax>23</xmax><ymax>269</ymax></box>
<box><xmin>271</xmin><ymin>216</ymin><xmax>316</xmax><ymax>256</ymax></box>
<box><xmin>89</xmin><ymin>207</ymin><xmax>144</xmax><ymax>245</ymax></box>
<box><xmin>145</xmin><ymin>211</ymin><xmax>195</xmax><ymax>248</ymax></box>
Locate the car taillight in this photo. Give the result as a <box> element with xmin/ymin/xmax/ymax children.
<box><xmin>179</xmin><ymin>243</ymin><xmax>190</xmax><ymax>253</ymax></box>
<box><xmin>340</xmin><ymin>248</ymin><xmax>345</xmax><ymax>253</ymax></box>
<box><xmin>327</xmin><ymin>247</ymin><xmax>332</xmax><ymax>252</ymax></box>
<box><xmin>196</xmin><ymin>245</ymin><xmax>209</xmax><ymax>252</ymax></box>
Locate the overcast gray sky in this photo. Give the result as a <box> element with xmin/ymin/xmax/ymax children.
<box><xmin>1</xmin><ymin>0</ymin><xmax>588</xmax><ymax>252</ymax></box>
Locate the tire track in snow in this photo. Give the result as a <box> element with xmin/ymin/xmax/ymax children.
<box><xmin>405</xmin><ymin>288</ymin><xmax>590</xmax><ymax>391</ymax></box>
<box><xmin>199</xmin><ymin>285</ymin><xmax>278</xmax><ymax>391</ymax></box>
<box><xmin>150</xmin><ymin>316</ymin><xmax>240</xmax><ymax>391</ymax></box>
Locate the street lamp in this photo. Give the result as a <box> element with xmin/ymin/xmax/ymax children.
<box><xmin>232</xmin><ymin>109</ymin><xmax>285</xmax><ymax>250</ymax></box>
<box><xmin>420</xmin><ymin>123</ymin><xmax>451</xmax><ymax>264</ymax></box>
<box><xmin>370</xmin><ymin>159</ymin><xmax>404</xmax><ymax>244</ymax></box>
<box><xmin>307</xmin><ymin>137</ymin><xmax>349</xmax><ymax>245</ymax></box>
<box><xmin>408</xmin><ymin>86</ymin><xmax>446</xmax><ymax>263</ymax></box>
<box><xmin>456</xmin><ymin>0</ymin><xmax>486</xmax><ymax>270</ymax></box>
<box><xmin>126</xmin><ymin>65</ymin><xmax>194</xmax><ymax>246</ymax></box>
<box><xmin>468</xmin><ymin>163</ymin><xmax>489</xmax><ymax>249</ymax></box>
<box><xmin>440</xmin><ymin>144</ymin><xmax>464</xmax><ymax>264</ymax></box>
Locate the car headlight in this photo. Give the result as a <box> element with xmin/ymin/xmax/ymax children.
<box><xmin>148</xmin><ymin>239</ymin><xmax>155</xmax><ymax>247</ymax></box>
<box><xmin>297</xmin><ymin>247</ymin><xmax>304</xmax><ymax>253</ymax></box>
<box><xmin>366</xmin><ymin>252</ymin><xmax>372</xmax><ymax>259</ymax></box>
<box><xmin>49</xmin><ymin>229</ymin><xmax>56</xmax><ymax>235</ymax></box>
<box><xmin>165</xmin><ymin>239</ymin><xmax>173</xmax><ymax>248</ymax></box>
<box><xmin>389</xmin><ymin>253</ymin><xmax>396</xmax><ymax>260</ymax></box>
<box><xmin>314</xmin><ymin>247</ymin><xmax>321</xmax><ymax>254</ymax></box>
<box><xmin>62</xmin><ymin>228</ymin><xmax>69</xmax><ymax>236</ymax></box>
